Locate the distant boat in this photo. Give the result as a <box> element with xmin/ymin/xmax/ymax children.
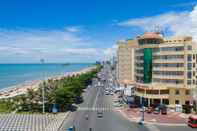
<box><xmin>62</xmin><ymin>63</ymin><xmax>71</xmax><ymax>66</ymax></box>
<box><xmin>40</xmin><ymin>59</ymin><xmax>45</xmax><ymax>64</ymax></box>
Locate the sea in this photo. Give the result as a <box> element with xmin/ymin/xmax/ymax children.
<box><xmin>0</xmin><ymin>63</ymin><xmax>93</xmax><ymax>90</ymax></box>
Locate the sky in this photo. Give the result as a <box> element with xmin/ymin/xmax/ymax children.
<box><xmin>0</xmin><ymin>0</ymin><xmax>197</xmax><ymax>63</ymax></box>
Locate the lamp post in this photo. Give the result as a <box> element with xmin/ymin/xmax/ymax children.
<box><xmin>193</xmin><ymin>88</ymin><xmax>197</xmax><ymax>113</ymax></box>
<box><xmin>40</xmin><ymin>59</ymin><xmax>45</xmax><ymax>114</ymax></box>
<box><xmin>139</xmin><ymin>89</ymin><xmax>145</xmax><ymax>125</ymax></box>
<box><xmin>42</xmin><ymin>82</ymin><xmax>45</xmax><ymax>114</ymax></box>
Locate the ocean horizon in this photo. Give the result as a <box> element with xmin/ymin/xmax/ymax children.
<box><xmin>0</xmin><ymin>63</ymin><xmax>93</xmax><ymax>90</ymax></box>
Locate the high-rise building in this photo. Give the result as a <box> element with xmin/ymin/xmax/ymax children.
<box><xmin>117</xmin><ymin>32</ymin><xmax>197</xmax><ymax>108</ymax></box>
<box><xmin>116</xmin><ymin>39</ymin><xmax>137</xmax><ymax>85</ymax></box>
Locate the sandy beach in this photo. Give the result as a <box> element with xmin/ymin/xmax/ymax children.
<box><xmin>0</xmin><ymin>66</ymin><xmax>96</xmax><ymax>99</ymax></box>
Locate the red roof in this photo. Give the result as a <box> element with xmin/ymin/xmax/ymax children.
<box><xmin>139</xmin><ymin>32</ymin><xmax>163</xmax><ymax>39</ymax></box>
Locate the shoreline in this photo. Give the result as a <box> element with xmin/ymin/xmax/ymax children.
<box><xmin>0</xmin><ymin>66</ymin><xmax>96</xmax><ymax>99</ymax></box>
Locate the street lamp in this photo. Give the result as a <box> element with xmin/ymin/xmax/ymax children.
<box><xmin>139</xmin><ymin>89</ymin><xmax>145</xmax><ymax>125</ymax></box>
<box><xmin>40</xmin><ymin>59</ymin><xmax>45</xmax><ymax>114</ymax></box>
<box><xmin>42</xmin><ymin>82</ymin><xmax>45</xmax><ymax>114</ymax></box>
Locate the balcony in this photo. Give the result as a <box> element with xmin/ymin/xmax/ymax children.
<box><xmin>153</xmin><ymin>67</ymin><xmax>184</xmax><ymax>71</ymax></box>
<box><xmin>152</xmin><ymin>74</ymin><xmax>184</xmax><ymax>80</ymax></box>
<box><xmin>153</xmin><ymin>59</ymin><xmax>184</xmax><ymax>63</ymax></box>
<box><xmin>153</xmin><ymin>51</ymin><xmax>184</xmax><ymax>56</ymax></box>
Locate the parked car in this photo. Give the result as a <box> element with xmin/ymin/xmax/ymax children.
<box><xmin>67</xmin><ymin>126</ymin><xmax>75</xmax><ymax>131</ymax></box>
<box><xmin>105</xmin><ymin>92</ymin><xmax>110</xmax><ymax>95</ymax></box>
<box><xmin>113</xmin><ymin>100</ymin><xmax>119</xmax><ymax>103</ymax></box>
<box><xmin>146</xmin><ymin>107</ymin><xmax>153</xmax><ymax>113</ymax></box>
<box><xmin>113</xmin><ymin>103</ymin><xmax>123</xmax><ymax>107</ymax></box>
<box><xmin>129</xmin><ymin>104</ymin><xmax>138</xmax><ymax>108</ymax></box>
<box><xmin>139</xmin><ymin>107</ymin><xmax>146</xmax><ymax>112</ymax></box>
<box><xmin>188</xmin><ymin>115</ymin><xmax>197</xmax><ymax>128</ymax></box>
<box><xmin>153</xmin><ymin>107</ymin><xmax>160</xmax><ymax>114</ymax></box>
<box><xmin>161</xmin><ymin>108</ymin><xmax>167</xmax><ymax>115</ymax></box>
<box><xmin>159</xmin><ymin>104</ymin><xmax>167</xmax><ymax>115</ymax></box>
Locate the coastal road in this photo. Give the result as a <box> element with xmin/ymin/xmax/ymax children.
<box><xmin>58</xmin><ymin>82</ymin><xmax>149</xmax><ymax>131</ymax></box>
<box><xmin>58</xmin><ymin>63</ymin><xmax>196</xmax><ymax>131</ymax></box>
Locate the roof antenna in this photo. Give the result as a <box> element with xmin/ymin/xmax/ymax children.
<box><xmin>154</xmin><ymin>25</ymin><xmax>164</xmax><ymax>37</ymax></box>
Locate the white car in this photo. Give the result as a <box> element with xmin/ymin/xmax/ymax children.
<box><xmin>113</xmin><ymin>103</ymin><xmax>123</xmax><ymax>107</ymax></box>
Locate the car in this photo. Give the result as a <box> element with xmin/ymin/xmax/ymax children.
<box><xmin>153</xmin><ymin>107</ymin><xmax>160</xmax><ymax>114</ymax></box>
<box><xmin>105</xmin><ymin>92</ymin><xmax>110</xmax><ymax>95</ymax></box>
<box><xmin>161</xmin><ymin>108</ymin><xmax>167</xmax><ymax>115</ymax></box>
<box><xmin>110</xmin><ymin>92</ymin><xmax>113</xmax><ymax>95</ymax></box>
<box><xmin>113</xmin><ymin>103</ymin><xmax>123</xmax><ymax>107</ymax></box>
<box><xmin>146</xmin><ymin>107</ymin><xmax>153</xmax><ymax>113</ymax></box>
<box><xmin>67</xmin><ymin>126</ymin><xmax>75</xmax><ymax>131</ymax></box>
<box><xmin>139</xmin><ymin>107</ymin><xmax>146</xmax><ymax>112</ymax></box>
<box><xmin>85</xmin><ymin>114</ymin><xmax>89</xmax><ymax>120</ymax></box>
<box><xmin>97</xmin><ymin>111</ymin><xmax>103</xmax><ymax>118</ymax></box>
<box><xmin>113</xmin><ymin>100</ymin><xmax>119</xmax><ymax>103</ymax></box>
<box><xmin>129</xmin><ymin>104</ymin><xmax>138</xmax><ymax>108</ymax></box>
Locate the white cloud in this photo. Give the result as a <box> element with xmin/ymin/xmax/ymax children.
<box><xmin>0</xmin><ymin>29</ymin><xmax>84</xmax><ymax>47</ymax></box>
<box><xmin>118</xmin><ymin>5</ymin><xmax>197</xmax><ymax>42</ymax></box>
<box><xmin>0</xmin><ymin>27</ymin><xmax>115</xmax><ymax>63</ymax></box>
<box><xmin>65</xmin><ymin>26</ymin><xmax>83</xmax><ymax>33</ymax></box>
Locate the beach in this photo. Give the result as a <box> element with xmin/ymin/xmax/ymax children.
<box><xmin>0</xmin><ymin>66</ymin><xmax>96</xmax><ymax>99</ymax></box>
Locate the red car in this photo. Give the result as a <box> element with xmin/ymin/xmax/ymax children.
<box><xmin>188</xmin><ymin>115</ymin><xmax>197</xmax><ymax>128</ymax></box>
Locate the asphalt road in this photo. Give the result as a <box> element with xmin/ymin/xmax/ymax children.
<box><xmin>59</xmin><ymin>83</ymin><xmax>149</xmax><ymax>131</ymax></box>
<box><xmin>156</xmin><ymin>125</ymin><xmax>197</xmax><ymax>131</ymax></box>
<box><xmin>59</xmin><ymin>63</ymin><xmax>196</xmax><ymax>131</ymax></box>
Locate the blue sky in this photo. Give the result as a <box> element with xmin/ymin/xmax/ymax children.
<box><xmin>0</xmin><ymin>0</ymin><xmax>197</xmax><ymax>63</ymax></box>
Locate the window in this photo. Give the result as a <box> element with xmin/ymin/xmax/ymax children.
<box><xmin>175</xmin><ymin>100</ymin><xmax>180</xmax><ymax>104</ymax></box>
<box><xmin>187</xmin><ymin>80</ymin><xmax>192</xmax><ymax>85</ymax></box>
<box><xmin>160</xmin><ymin>90</ymin><xmax>169</xmax><ymax>94</ymax></box>
<box><xmin>163</xmin><ymin>99</ymin><xmax>169</xmax><ymax>105</ymax></box>
<box><xmin>185</xmin><ymin>101</ymin><xmax>190</xmax><ymax>105</ymax></box>
<box><xmin>187</xmin><ymin>45</ymin><xmax>192</xmax><ymax>50</ymax></box>
<box><xmin>186</xmin><ymin>90</ymin><xmax>190</xmax><ymax>95</ymax></box>
<box><xmin>187</xmin><ymin>63</ymin><xmax>192</xmax><ymax>70</ymax></box>
<box><xmin>193</xmin><ymin>80</ymin><xmax>195</xmax><ymax>85</ymax></box>
<box><xmin>193</xmin><ymin>71</ymin><xmax>195</xmax><ymax>76</ymax></box>
<box><xmin>193</xmin><ymin>54</ymin><xmax>196</xmax><ymax>59</ymax></box>
<box><xmin>187</xmin><ymin>72</ymin><xmax>192</xmax><ymax>79</ymax></box>
<box><xmin>175</xmin><ymin>90</ymin><xmax>180</xmax><ymax>95</ymax></box>
<box><xmin>188</xmin><ymin>54</ymin><xmax>192</xmax><ymax>61</ymax></box>
<box><xmin>193</xmin><ymin>63</ymin><xmax>196</xmax><ymax>68</ymax></box>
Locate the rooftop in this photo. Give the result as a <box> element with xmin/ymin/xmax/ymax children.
<box><xmin>139</xmin><ymin>32</ymin><xmax>163</xmax><ymax>40</ymax></box>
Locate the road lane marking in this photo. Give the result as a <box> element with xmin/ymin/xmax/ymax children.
<box><xmin>78</xmin><ymin>107</ymin><xmax>113</xmax><ymax>111</ymax></box>
<box><xmin>93</xmin><ymin>87</ymin><xmax>101</xmax><ymax>108</ymax></box>
<box><xmin>145</xmin><ymin>124</ymin><xmax>160</xmax><ymax>131</ymax></box>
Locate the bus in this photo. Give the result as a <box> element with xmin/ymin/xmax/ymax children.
<box><xmin>188</xmin><ymin>115</ymin><xmax>197</xmax><ymax>128</ymax></box>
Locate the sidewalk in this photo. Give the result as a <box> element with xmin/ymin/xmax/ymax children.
<box><xmin>118</xmin><ymin>107</ymin><xmax>189</xmax><ymax>126</ymax></box>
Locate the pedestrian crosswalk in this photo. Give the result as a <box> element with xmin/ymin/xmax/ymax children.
<box><xmin>78</xmin><ymin>107</ymin><xmax>114</xmax><ymax>111</ymax></box>
<box><xmin>78</xmin><ymin>93</ymin><xmax>118</xmax><ymax>112</ymax></box>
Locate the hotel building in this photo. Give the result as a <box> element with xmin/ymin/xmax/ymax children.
<box><xmin>117</xmin><ymin>32</ymin><xmax>197</xmax><ymax>108</ymax></box>
<box><xmin>117</xmin><ymin>39</ymin><xmax>137</xmax><ymax>85</ymax></box>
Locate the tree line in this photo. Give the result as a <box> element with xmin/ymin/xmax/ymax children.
<box><xmin>0</xmin><ymin>64</ymin><xmax>101</xmax><ymax>113</ymax></box>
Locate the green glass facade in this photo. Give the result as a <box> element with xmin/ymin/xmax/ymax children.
<box><xmin>143</xmin><ymin>48</ymin><xmax>152</xmax><ymax>83</ymax></box>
